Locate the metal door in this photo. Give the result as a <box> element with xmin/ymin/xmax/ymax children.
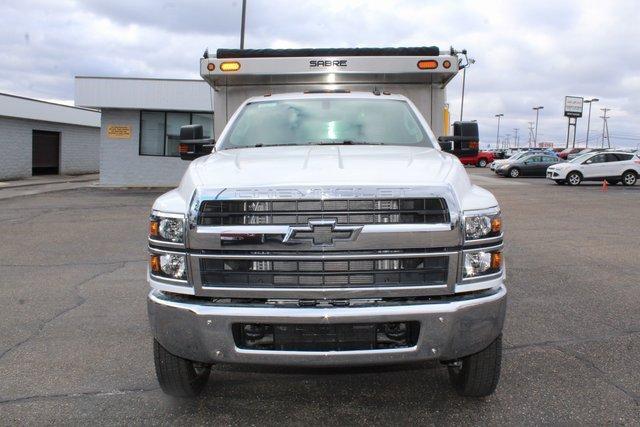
<box><xmin>32</xmin><ymin>130</ymin><xmax>60</xmax><ymax>175</ymax></box>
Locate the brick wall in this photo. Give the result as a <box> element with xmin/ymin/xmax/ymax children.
<box><xmin>0</xmin><ymin>116</ymin><xmax>99</xmax><ymax>180</ymax></box>
<box><xmin>99</xmin><ymin>109</ymin><xmax>188</xmax><ymax>187</ymax></box>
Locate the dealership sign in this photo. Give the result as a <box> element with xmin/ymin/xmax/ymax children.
<box><xmin>107</xmin><ymin>125</ymin><xmax>132</xmax><ymax>139</ymax></box>
<box><xmin>564</xmin><ymin>96</ymin><xmax>584</xmax><ymax>118</ymax></box>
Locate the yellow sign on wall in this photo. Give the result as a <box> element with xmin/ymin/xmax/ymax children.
<box><xmin>107</xmin><ymin>125</ymin><xmax>132</xmax><ymax>139</ymax></box>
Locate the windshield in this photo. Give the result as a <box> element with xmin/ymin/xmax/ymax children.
<box><xmin>218</xmin><ymin>98</ymin><xmax>432</xmax><ymax>149</ymax></box>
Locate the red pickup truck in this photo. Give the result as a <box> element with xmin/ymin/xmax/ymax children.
<box><xmin>457</xmin><ymin>151</ymin><xmax>494</xmax><ymax>168</ymax></box>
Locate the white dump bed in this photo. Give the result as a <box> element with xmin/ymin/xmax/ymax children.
<box><xmin>200</xmin><ymin>47</ymin><xmax>460</xmax><ymax>139</ymax></box>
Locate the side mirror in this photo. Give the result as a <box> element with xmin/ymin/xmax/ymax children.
<box><xmin>437</xmin><ymin>136</ymin><xmax>456</xmax><ymax>153</ymax></box>
<box><xmin>179</xmin><ymin>124</ymin><xmax>215</xmax><ymax>160</ymax></box>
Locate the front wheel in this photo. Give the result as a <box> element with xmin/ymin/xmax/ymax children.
<box><xmin>477</xmin><ymin>159</ymin><xmax>488</xmax><ymax>168</ymax></box>
<box><xmin>622</xmin><ymin>171</ymin><xmax>637</xmax><ymax>186</ymax></box>
<box><xmin>566</xmin><ymin>171</ymin><xmax>582</xmax><ymax>186</ymax></box>
<box><xmin>508</xmin><ymin>168</ymin><xmax>520</xmax><ymax>178</ymax></box>
<box><xmin>448</xmin><ymin>334</ymin><xmax>502</xmax><ymax>397</ymax></box>
<box><xmin>154</xmin><ymin>339</ymin><xmax>212</xmax><ymax>398</ymax></box>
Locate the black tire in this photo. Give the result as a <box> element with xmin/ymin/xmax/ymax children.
<box><xmin>555</xmin><ymin>180</ymin><xmax>565</xmax><ymax>185</ymax></box>
<box><xmin>508</xmin><ymin>168</ymin><xmax>520</xmax><ymax>178</ymax></box>
<box><xmin>566</xmin><ymin>171</ymin><xmax>582</xmax><ymax>186</ymax></box>
<box><xmin>448</xmin><ymin>334</ymin><xmax>502</xmax><ymax>397</ymax></box>
<box><xmin>622</xmin><ymin>170</ymin><xmax>637</xmax><ymax>186</ymax></box>
<box><xmin>153</xmin><ymin>339</ymin><xmax>211</xmax><ymax>398</ymax></box>
<box><xmin>477</xmin><ymin>159</ymin><xmax>488</xmax><ymax>168</ymax></box>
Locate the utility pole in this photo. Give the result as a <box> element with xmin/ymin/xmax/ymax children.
<box><xmin>513</xmin><ymin>128</ymin><xmax>519</xmax><ymax>148</ymax></box>
<box><xmin>584</xmin><ymin>98</ymin><xmax>599</xmax><ymax>148</ymax></box>
<box><xmin>600</xmin><ymin>108</ymin><xmax>611</xmax><ymax>148</ymax></box>
<box><xmin>533</xmin><ymin>106</ymin><xmax>544</xmax><ymax>145</ymax></box>
<box><xmin>527</xmin><ymin>122</ymin><xmax>535</xmax><ymax>147</ymax></box>
<box><xmin>495</xmin><ymin>113</ymin><xmax>503</xmax><ymax>149</ymax></box>
<box><xmin>240</xmin><ymin>0</ymin><xmax>247</xmax><ymax>49</ymax></box>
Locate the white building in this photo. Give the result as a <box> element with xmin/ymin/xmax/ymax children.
<box><xmin>0</xmin><ymin>92</ymin><xmax>100</xmax><ymax>181</ymax></box>
<box><xmin>74</xmin><ymin>77</ymin><xmax>213</xmax><ymax>187</ymax></box>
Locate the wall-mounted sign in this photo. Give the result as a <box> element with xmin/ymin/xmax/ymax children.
<box><xmin>564</xmin><ymin>96</ymin><xmax>584</xmax><ymax>118</ymax></box>
<box><xmin>107</xmin><ymin>125</ymin><xmax>132</xmax><ymax>139</ymax></box>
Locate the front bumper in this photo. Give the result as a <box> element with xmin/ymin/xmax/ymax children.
<box><xmin>148</xmin><ymin>284</ymin><xmax>507</xmax><ymax>367</ymax></box>
<box><xmin>546</xmin><ymin>170</ymin><xmax>561</xmax><ymax>179</ymax></box>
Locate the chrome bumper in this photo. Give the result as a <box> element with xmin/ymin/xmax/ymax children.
<box><xmin>148</xmin><ymin>284</ymin><xmax>506</xmax><ymax>367</ymax></box>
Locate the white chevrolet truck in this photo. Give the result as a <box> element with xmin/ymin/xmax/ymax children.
<box><xmin>147</xmin><ymin>47</ymin><xmax>506</xmax><ymax>398</ymax></box>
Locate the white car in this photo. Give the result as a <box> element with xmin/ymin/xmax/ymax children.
<box><xmin>546</xmin><ymin>151</ymin><xmax>640</xmax><ymax>186</ymax></box>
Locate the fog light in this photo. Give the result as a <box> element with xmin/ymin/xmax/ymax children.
<box><xmin>383</xmin><ymin>322</ymin><xmax>407</xmax><ymax>340</ymax></box>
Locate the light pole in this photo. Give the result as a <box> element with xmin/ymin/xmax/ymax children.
<box><xmin>495</xmin><ymin>114</ymin><xmax>503</xmax><ymax>149</ymax></box>
<box><xmin>240</xmin><ymin>0</ymin><xmax>247</xmax><ymax>49</ymax></box>
<box><xmin>533</xmin><ymin>106</ymin><xmax>544</xmax><ymax>146</ymax></box>
<box><xmin>584</xmin><ymin>98</ymin><xmax>599</xmax><ymax>147</ymax></box>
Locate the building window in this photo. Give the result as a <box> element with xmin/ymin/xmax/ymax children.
<box><xmin>139</xmin><ymin>111</ymin><xmax>214</xmax><ymax>157</ymax></box>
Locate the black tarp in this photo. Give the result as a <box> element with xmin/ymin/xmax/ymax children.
<box><xmin>216</xmin><ymin>46</ymin><xmax>440</xmax><ymax>58</ymax></box>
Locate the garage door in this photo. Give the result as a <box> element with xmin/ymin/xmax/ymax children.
<box><xmin>32</xmin><ymin>130</ymin><xmax>60</xmax><ymax>175</ymax></box>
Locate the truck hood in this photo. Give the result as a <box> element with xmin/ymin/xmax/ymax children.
<box><xmin>193</xmin><ymin>145</ymin><xmax>456</xmax><ymax>187</ymax></box>
<box><xmin>155</xmin><ymin>145</ymin><xmax>498</xmax><ymax>213</ymax></box>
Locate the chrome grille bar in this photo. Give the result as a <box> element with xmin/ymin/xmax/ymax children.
<box><xmin>198</xmin><ymin>198</ymin><xmax>450</xmax><ymax>226</ymax></box>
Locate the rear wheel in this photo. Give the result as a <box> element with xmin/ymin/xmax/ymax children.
<box><xmin>508</xmin><ymin>168</ymin><xmax>520</xmax><ymax>178</ymax></box>
<box><xmin>566</xmin><ymin>171</ymin><xmax>582</xmax><ymax>186</ymax></box>
<box><xmin>154</xmin><ymin>339</ymin><xmax>211</xmax><ymax>398</ymax></box>
<box><xmin>622</xmin><ymin>171</ymin><xmax>637</xmax><ymax>186</ymax></box>
<box><xmin>477</xmin><ymin>159</ymin><xmax>488</xmax><ymax>168</ymax></box>
<box><xmin>448</xmin><ymin>334</ymin><xmax>502</xmax><ymax>397</ymax></box>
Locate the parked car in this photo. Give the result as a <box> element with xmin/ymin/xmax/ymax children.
<box><xmin>491</xmin><ymin>150</ymin><xmax>557</xmax><ymax>171</ymax></box>
<box><xmin>495</xmin><ymin>154</ymin><xmax>561</xmax><ymax>178</ymax></box>
<box><xmin>546</xmin><ymin>151</ymin><xmax>640</xmax><ymax>186</ymax></box>
<box><xmin>458</xmin><ymin>150</ymin><xmax>494</xmax><ymax>167</ymax></box>
<box><xmin>558</xmin><ymin>147</ymin><xmax>585</xmax><ymax>160</ymax></box>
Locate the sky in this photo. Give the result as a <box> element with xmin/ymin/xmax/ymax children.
<box><xmin>1</xmin><ymin>0</ymin><xmax>639</xmax><ymax>149</ymax></box>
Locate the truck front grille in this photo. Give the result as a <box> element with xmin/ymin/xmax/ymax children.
<box><xmin>198</xmin><ymin>198</ymin><xmax>449</xmax><ymax>226</ymax></box>
<box><xmin>200</xmin><ymin>253</ymin><xmax>448</xmax><ymax>288</ymax></box>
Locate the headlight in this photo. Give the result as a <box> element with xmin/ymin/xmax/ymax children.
<box><xmin>464</xmin><ymin>250</ymin><xmax>502</xmax><ymax>278</ymax></box>
<box><xmin>149</xmin><ymin>213</ymin><xmax>184</xmax><ymax>243</ymax></box>
<box><xmin>464</xmin><ymin>209</ymin><xmax>502</xmax><ymax>240</ymax></box>
<box><xmin>150</xmin><ymin>253</ymin><xmax>187</xmax><ymax>280</ymax></box>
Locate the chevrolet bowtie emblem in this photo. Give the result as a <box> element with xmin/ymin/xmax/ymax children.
<box><xmin>283</xmin><ymin>219</ymin><xmax>363</xmax><ymax>246</ymax></box>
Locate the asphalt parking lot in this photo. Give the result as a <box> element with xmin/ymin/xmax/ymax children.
<box><xmin>1</xmin><ymin>168</ymin><xmax>639</xmax><ymax>425</ymax></box>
